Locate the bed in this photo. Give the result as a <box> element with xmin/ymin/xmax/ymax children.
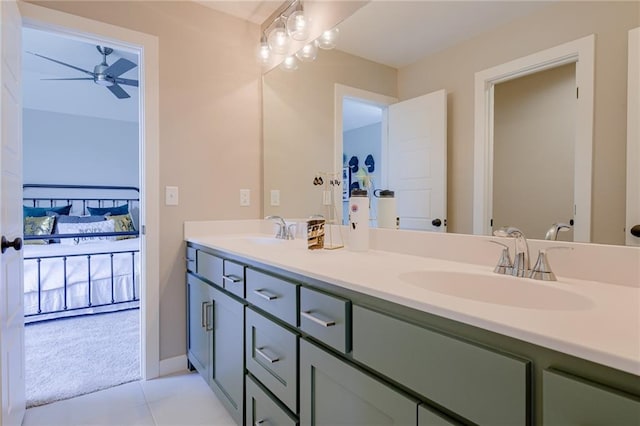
<box><xmin>22</xmin><ymin>184</ymin><xmax>141</xmax><ymax>323</ymax></box>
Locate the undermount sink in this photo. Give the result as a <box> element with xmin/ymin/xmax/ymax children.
<box><xmin>398</xmin><ymin>270</ymin><xmax>594</xmax><ymax>310</ymax></box>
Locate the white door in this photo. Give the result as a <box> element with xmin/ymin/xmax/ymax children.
<box><xmin>388</xmin><ymin>89</ymin><xmax>447</xmax><ymax>231</ymax></box>
<box><xmin>0</xmin><ymin>1</ymin><xmax>26</xmax><ymax>425</ymax></box>
<box><xmin>626</xmin><ymin>27</ymin><xmax>640</xmax><ymax>247</ymax></box>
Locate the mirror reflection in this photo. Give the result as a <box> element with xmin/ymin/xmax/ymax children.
<box><xmin>263</xmin><ymin>1</ymin><xmax>639</xmax><ymax>245</ymax></box>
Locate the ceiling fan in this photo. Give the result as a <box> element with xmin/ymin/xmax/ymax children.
<box><xmin>28</xmin><ymin>45</ymin><xmax>138</xmax><ymax>99</ymax></box>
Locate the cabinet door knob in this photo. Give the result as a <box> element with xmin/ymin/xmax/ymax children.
<box><xmin>431</xmin><ymin>218</ymin><xmax>442</xmax><ymax>227</ymax></box>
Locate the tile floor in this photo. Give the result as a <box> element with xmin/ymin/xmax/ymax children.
<box><xmin>23</xmin><ymin>370</ymin><xmax>236</xmax><ymax>426</ymax></box>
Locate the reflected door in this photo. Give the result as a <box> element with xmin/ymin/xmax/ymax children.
<box><xmin>626</xmin><ymin>27</ymin><xmax>640</xmax><ymax>247</ymax></box>
<box><xmin>388</xmin><ymin>89</ymin><xmax>447</xmax><ymax>232</ymax></box>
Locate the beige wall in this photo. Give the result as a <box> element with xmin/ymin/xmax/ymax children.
<box><xmin>493</xmin><ymin>63</ymin><xmax>576</xmax><ymax>240</ymax></box>
<box><xmin>28</xmin><ymin>1</ymin><xmax>263</xmax><ymax>360</ymax></box>
<box><xmin>263</xmin><ymin>49</ymin><xmax>396</xmax><ymax>218</ymax></box>
<box><xmin>399</xmin><ymin>1</ymin><xmax>639</xmax><ymax>244</ymax></box>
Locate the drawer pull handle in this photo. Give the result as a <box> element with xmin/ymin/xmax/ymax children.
<box><xmin>185</xmin><ymin>257</ymin><xmax>195</xmax><ymax>262</ymax></box>
<box><xmin>255</xmin><ymin>420</ymin><xmax>269</xmax><ymax>426</ymax></box>
<box><xmin>301</xmin><ymin>311</ymin><xmax>336</xmax><ymax>327</ymax></box>
<box><xmin>223</xmin><ymin>274</ymin><xmax>243</xmax><ymax>284</ymax></box>
<box><xmin>201</xmin><ymin>301</ymin><xmax>207</xmax><ymax>328</ymax></box>
<box><xmin>255</xmin><ymin>346</ymin><xmax>280</xmax><ymax>364</ymax></box>
<box><xmin>253</xmin><ymin>289</ymin><xmax>278</xmax><ymax>301</ymax></box>
<box><xmin>205</xmin><ymin>302</ymin><xmax>214</xmax><ymax>331</ymax></box>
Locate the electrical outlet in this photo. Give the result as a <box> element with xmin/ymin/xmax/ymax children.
<box><xmin>270</xmin><ymin>189</ymin><xmax>280</xmax><ymax>206</ymax></box>
<box><xmin>165</xmin><ymin>186</ymin><xmax>179</xmax><ymax>206</ymax></box>
<box><xmin>240</xmin><ymin>189</ymin><xmax>250</xmax><ymax>206</ymax></box>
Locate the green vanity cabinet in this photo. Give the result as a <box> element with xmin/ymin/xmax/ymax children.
<box><xmin>246</xmin><ymin>374</ymin><xmax>298</xmax><ymax>426</ymax></box>
<box><xmin>352</xmin><ymin>305</ymin><xmax>530</xmax><ymax>425</ymax></box>
<box><xmin>186</xmin><ymin>248</ymin><xmax>245</xmax><ymax>425</ymax></box>
<box><xmin>300</xmin><ymin>339</ymin><xmax>419</xmax><ymax>425</ymax></box>
<box><xmin>543</xmin><ymin>369</ymin><xmax>640</xmax><ymax>425</ymax></box>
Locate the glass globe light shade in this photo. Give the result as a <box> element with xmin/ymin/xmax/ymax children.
<box><xmin>280</xmin><ymin>55</ymin><xmax>298</xmax><ymax>72</ymax></box>
<box><xmin>257</xmin><ymin>38</ymin><xmax>271</xmax><ymax>66</ymax></box>
<box><xmin>267</xmin><ymin>18</ymin><xmax>290</xmax><ymax>55</ymax></box>
<box><xmin>317</xmin><ymin>27</ymin><xmax>339</xmax><ymax>50</ymax></box>
<box><xmin>286</xmin><ymin>10</ymin><xmax>310</xmax><ymax>41</ymax></box>
<box><xmin>295</xmin><ymin>41</ymin><xmax>318</xmax><ymax>62</ymax></box>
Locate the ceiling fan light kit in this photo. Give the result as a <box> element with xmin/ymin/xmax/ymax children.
<box><xmin>258</xmin><ymin>0</ymin><xmax>339</xmax><ymax>71</ymax></box>
<box><xmin>29</xmin><ymin>45</ymin><xmax>139</xmax><ymax>99</ymax></box>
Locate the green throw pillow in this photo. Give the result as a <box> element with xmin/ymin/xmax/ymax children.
<box><xmin>24</xmin><ymin>215</ymin><xmax>55</xmax><ymax>245</ymax></box>
<box><xmin>109</xmin><ymin>214</ymin><xmax>137</xmax><ymax>240</ymax></box>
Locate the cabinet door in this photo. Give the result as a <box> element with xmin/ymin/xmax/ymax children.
<box><xmin>211</xmin><ymin>286</ymin><xmax>245</xmax><ymax>425</ymax></box>
<box><xmin>300</xmin><ymin>339</ymin><xmax>417</xmax><ymax>426</ymax></box>
<box><xmin>187</xmin><ymin>274</ymin><xmax>212</xmax><ymax>379</ymax></box>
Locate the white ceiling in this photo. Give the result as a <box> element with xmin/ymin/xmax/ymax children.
<box><xmin>195</xmin><ymin>0</ymin><xmax>282</xmax><ymax>24</ymax></box>
<box><xmin>23</xmin><ymin>27</ymin><xmax>139</xmax><ymax>123</ymax></box>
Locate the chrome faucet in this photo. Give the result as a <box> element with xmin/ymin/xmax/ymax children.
<box><xmin>493</xmin><ymin>227</ymin><xmax>530</xmax><ymax>277</ymax></box>
<box><xmin>544</xmin><ymin>223</ymin><xmax>572</xmax><ymax>240</ymax></box>
<box><xmin>265</xmin><ymin>215</ymin><xmax>295</xmax><ymax>240</ymax></box>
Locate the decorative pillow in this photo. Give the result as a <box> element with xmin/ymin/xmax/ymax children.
<box><xmin>54</xmin><ymin>215</ymin><xmax>106</xmax><ymax>239</ymax></box>
<box><xmin>87</xmin><ymin>204</ymin><xmax>129</xmax><ymax>216</ymax></box>
<box><xmin>57</xmin><ymin>219</ymin><xmax>116</xmax><ymax>245</ymax></box>
<box><xmin>24</xmin><ymin>216</ymin><xmax>55</xmax><ymax>245</ymax></box>
<box><xmin>23</xmin><ymin>204</ymin><xmax>72</xmax><ymax>218</ymax></box>
<box><xmin>108</xmin><ymin>214</ymin><xmax>137</xmax><ymax>240</ymax></box>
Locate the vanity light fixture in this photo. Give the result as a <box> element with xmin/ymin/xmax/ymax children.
<box><xmin>295</xmin><ymin>40</ymin><xmax>318</xmax><ymax>62</ymax></box>
<box><xmin>257</xmin><ymin>34</ymin><xmax>271</xmax><ymax>66</ymax></box>
<box><xmin>317</xmin><ymin>27</ymin><xmax>339</xmax><ymax>50</ymax></box>
<box><xmin>286</xmin><ymin>1</ymin><xmax>310</xmax><ymax>41</ymax></box>
<box><xmin>267</xmin><ymin>15</ymin><xmax>291</xmax><ymax>55</ymax></box>
<box><xmin>280</xmin><ymin>55</ymin><xmax>299</xmax><ymax>71</ymax></box>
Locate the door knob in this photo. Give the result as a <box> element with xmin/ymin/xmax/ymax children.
<box><xmin>432</xmin><ymin>218</ymin><xmax>442</xmax><ymax>227</ymax></box>
<box><xmin>1</xmin><ymin>236</ymin><xmax>23</xmax><ymax>254</ymax></box>
<box><xmin>631</xmin><ymin>225</ymin><xmax>640</xmax><ymax>238</ymax></box>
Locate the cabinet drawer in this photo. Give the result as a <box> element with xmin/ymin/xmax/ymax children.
<box><xmin>543</xmin><ymin>369</ymin><xmax>640</xmax><ymax>425</ymax></box>
<box><xmin>352</xmin><ymin>306</ymin><xmax>530</xmax><ymax>425</ymax></box>
<box><xmin>418</xmin><ymin>404</ymin><xmax>460</xmax><ymax>426</ymax></box>
<box><xmin>246</xmin><ymin>374</ymin><xmax>298</xmax><ymax>426</ymax></box>
<box><xmin>186</xmin><ymin>247</ymin><xmax>197</xmax><ymax>272</ymax></box>
<box><xmin>223</xmin><ymin>260</ymin><xmax>245</xmax><ymax>298</ymax></box>
<box><xmin>300</xmin><ymin>287</ymin><xmax>351</xmax><ymax>353</ymax></box>
<box><xmin>246</xmin><ymin>307</ymin><xmax>298</xmax><ymax>412</ymax></box>
<box><xmin>246</xmin><ymin>269</ymin><xmax>297</xmax><ymax>326</ymax></box>
<box><xmin>196</xmin><ymin>250</ymin><xmax>223</xmax><ymax>286</ymax></box>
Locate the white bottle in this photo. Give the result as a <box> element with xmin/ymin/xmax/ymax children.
<box><xmin>348</xmin><ymin>189</ymin><xmax>369</xmax><ymax>251</ymax></box>
<box><xmin>374</xmin><ymin>189</ymin><xmax>398</xmax><ymax>229</ymax></box>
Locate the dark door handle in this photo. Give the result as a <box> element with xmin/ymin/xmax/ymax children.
<box><xmin>631</xmin><ymin>225</ymin><xmax>640</xmax><ymax>238</ymax></box>
<box><xmin>432</xmin><ymin>218</ymin><xmax>442</xmax><ymax>227</ymax></box>
<box><xmin>1</xmin><ymin>236</ymin><xmax>22</xmax><ymax>254</ymax></box>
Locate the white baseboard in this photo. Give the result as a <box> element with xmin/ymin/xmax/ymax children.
<box><xmin>159</xmin><ymin>354</ymin><xmax>188</xmax><ymax>376</ymax></box>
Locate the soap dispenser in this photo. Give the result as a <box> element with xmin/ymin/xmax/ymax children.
<box><xmin>348</xmin><ymin>189</ymin><xmax>369</xmax><ymax>251</ymax></box>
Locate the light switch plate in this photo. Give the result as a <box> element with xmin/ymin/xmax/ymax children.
<box><xmin>240</xmin><ymin>189</ymin><xmax>250</xmax><ymax>206</ymax></box>
<box><xmin>165</xmin><ymin>186</ymin><xmax>179</xmax><ymax>206</ymax></box>
<box><xmin>270</xmin><ymin>189</ymin><xmax>280</xmax><ymax>206</ymax></box>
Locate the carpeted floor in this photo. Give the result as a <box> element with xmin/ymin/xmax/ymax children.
<box><xmin>25</xmin><ymin>309</ymin><xmax>141</xmax><ymax>408</ymax></box>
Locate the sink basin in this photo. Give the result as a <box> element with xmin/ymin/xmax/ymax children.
<box><xmin>398</xmin><ymin>270</ymin><xmax>594</xmax><ymax>310</ymax></box>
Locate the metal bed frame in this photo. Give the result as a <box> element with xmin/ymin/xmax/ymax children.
<box><xmin>23</xmin><ymin>184</ymin><xmax>141</xmax><ymax>322</ymax></box>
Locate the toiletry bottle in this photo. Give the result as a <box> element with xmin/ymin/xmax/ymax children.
<box><xmin>348</xmin><ymin>189</ymin><xmax>369</xmax><ymax>251</ymax></box>
<box><xmin>374</xmin><ymin>189</ymin><xmax>398</xmax><ymax>229</ymax></box>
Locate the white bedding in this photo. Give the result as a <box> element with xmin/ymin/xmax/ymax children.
<box><xmin>23</xmin><ymin>239</ymin><xmax>140</xmax><ymax>318</ymax></box>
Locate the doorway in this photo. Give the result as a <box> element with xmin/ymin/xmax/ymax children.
<box><xmin>21</xmin><ymin>26</ymin><xmax>143</xmax><ymax>407</ymax></box>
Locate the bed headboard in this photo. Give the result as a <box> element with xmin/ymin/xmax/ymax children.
<box><xmin>23</xmin><ymin>183</ymin><xmax>140</xmax><ymax>216</ymax></box>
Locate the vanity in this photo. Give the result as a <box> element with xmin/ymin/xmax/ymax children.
<box><xmin>184</xmin><ymin>220</ymin><xmax>640</xmax><ymax>426</ymax></box>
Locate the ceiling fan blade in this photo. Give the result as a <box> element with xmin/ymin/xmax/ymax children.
<box><xmin>41</xmin><ymin>77</ymin><xmax>94</xmax><ymax>81</ymax></box>
<box><xmin>107</xmin><ymin>83</ymin><xmax>130</xmax><ymax>99</ymax></box>
<box><xmin>27</xmin><ymin>51</ymin><xmax>94</xmax><ymax>77</ymax></box>
<box><xmin>104</xmin><ymin>58</ymin><xmax>136</xmax><ymax>78</ymax></box>
<box><xmin>114</xmin><ymin>77</ymin><xmax>139</xmax><ymax>87</ymax></box>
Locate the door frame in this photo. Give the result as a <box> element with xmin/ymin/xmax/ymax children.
<box><xmin>626</xmin><ymin>27</ymin><xmax>640</xmax><ymax>246</ymax></box>
<box><xmin>18</xmin><ymin>2</ymin><xmax>160</xmax><ymax>379</ymax></box>
<box><xmin>473</xmin><ymin>35</ymin><xmax>595</xmax><ymax>242</ymax></box>
<box><xmin>334</xmin><ymin>84</ymin><xmax>397</xmax><ymax>224</ymax></box>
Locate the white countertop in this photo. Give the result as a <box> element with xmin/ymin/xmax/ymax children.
<box><xmin>187</xmin><ymin>232</ymin><xmax>640</xmax><ymax>376</ymax></box>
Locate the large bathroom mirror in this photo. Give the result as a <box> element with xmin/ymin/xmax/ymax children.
<box><xmin>263</xmin><ymin>1</ymin><xmax>639</xmax><ymax>245</ymax></box>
